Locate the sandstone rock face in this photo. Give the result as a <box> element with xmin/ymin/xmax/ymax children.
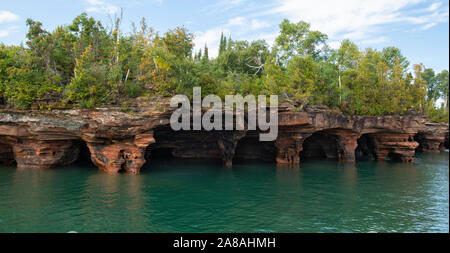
<box><xmin>415</xmin><ymin>123</ymin><xmax>449</xmax><ymax>153</ymax></box>
<box><xmin>86</xmin><ymin>133</ymin><xmax>155</xmax><ymax>174</ymax></box>
<box><xmin>0</xmin><ymin>104</ymin><xmax>447</xmax><ymax>173</ymax></box>
<box><xmin>275</xmin><ymin>134</ymin><xmax>307</xmax><ymax>164</ymax></box>
<box><xmin>12</xmin><ymin>139</ymin><xmax>80</xmax><ymax>169</ymax></box>
<box><xmin>369</xmin><ymin>133</ymin><xmax>419</xmax><ymax>162</ymax></box>
<box><xmin>275</xmin><ymin>112</ymin><xmax>427</xmax><ymax>164</ymax></box>
<box><xmin>0</xmin><ymin>104</ymin><xmax>172</xmax><ymax>173</ymax></box>
<box><xmin>335</xmin><ymin>131</ymin><xmax>360</xmax><ymax>162</ymax></box>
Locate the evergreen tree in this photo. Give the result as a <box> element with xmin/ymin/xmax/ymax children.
<box><xmin>219</xmin><ymin>32</ymin><xmax>225</xmax><ymax>56</ymax></box>
<box><xmin>202</xmin><ymin>44</ymin><xmax>209</xmax><ymax>64</ymax></box>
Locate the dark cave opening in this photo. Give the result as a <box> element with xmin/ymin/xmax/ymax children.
<box><xmin>148</xmin><ymin>148</ymin><xmax>175</xmax><ymax>159</ymax></box>
<box><xmin>233</xmin><ymin>131</ymin><xmax>277</xmax><ymax>164</ymax></box>
<box><xmin>0</xmin><ymin>141</ymin><xmax>16</xmax><ymax>166</ymax></box>
<box><xmin>74</xmin><ymin>140</ymin><xmax>95</xmax><ymax>167</ymax></box>
<box><xmin>356</xmin><ymin>134</ymin><xmax>376</xmax><ymax>160</ymax></box>
<box><xmin>414</xmin><ymin>132</ymin><xmax>427</xmax><ymax>153</ymax></box>
<box><xmin>300</xmin><ymin>131</ymin><xmax>338</xmax><ymax>161</ymax></box>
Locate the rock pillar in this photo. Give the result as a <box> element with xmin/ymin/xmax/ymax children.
<box><xmin>217</xmin><ymin>131</ymin><xmax>246</xmax><ymax>167</ymax></box>
<box><xmin>86</xmin><ymin>133</ymin><xmax>155</xmax><ymax>174</ymax></box>
<box><xmin>275</xmin><ymin>134</ymin><xmax>310</xmax><ymax>165</ymax></box>
<box><xmin>335</xmin><ymin>132</ymin><xmax>359</xmax><ymax>162</ymax></box>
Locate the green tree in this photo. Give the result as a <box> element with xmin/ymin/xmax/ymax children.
<box><xmin>381</xmin><ymin>47</ymin><xmax>409</xmax><ymax>71</ymax></box>
<box><xmin>65</xmin><ymin>46</ymin><xmax>109</xmax><ymax>108</ymax></box>
<box><xmin>273</xmin><ymin>19</ymin><xmax>328</xmax><ymax>64</ymax></box>
<box><xmin>437</xmin><ymin>70</ymin><xmax>449</xmax><ymax>108</ymax></box>
<box><xmin>331</xmin><ymin>39</ymin><xmax>359</xmax><ymax>102</ymax></box>
<box><xmin>162</xmin><ymin>27</ymin><xmax>194</xmax><ymax>59</ymax></box>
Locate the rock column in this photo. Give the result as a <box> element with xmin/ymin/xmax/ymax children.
<box><xmin>275</xmin><ymin>134</ymin><xmax>310</xmax><ymax>165</ymax></box>
<box><xmin>335</xmin><ymin>132</ymin><xmax>359</xmax><ymax>162</ymax></box>
<box><xmin>217</xmin><ymin>131</ymin><xmax>246</xmax><ymax>167</ymax></box>
<box><xmin>85</xmin><ymin>133</ymin><xmax>155</xmax><ymax>174</ymax></box>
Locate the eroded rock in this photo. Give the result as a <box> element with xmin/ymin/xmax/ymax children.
<box><xmin>415</xmin><ymin>123</ymin><xmax>449</xmax><ymax>153</ymax></box>
<box><xmin>369</xmin><ymin>133</ymin><xmax>419</xmax><ymax>162</ymax></box>
<box><xmin>11</xmin><ymin>139</ymin><xmax>80</xmax><ymax>169</ymax></box>
<box><xmin>86</xmin><ymin>133</ymin><xmax>155</xmax><ymax>174</ymax></box>
<box><xmin>0</xmin><ymin>106</ymin><xmax>446</xmax><ymax>172</ymax></box>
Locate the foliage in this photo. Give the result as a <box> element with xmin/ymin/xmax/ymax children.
<box><xmin>0</xmin><ymin>13</ymin><xmax>447</xmax><ymax>123</ymax></box>
<box><xmin>65</xmin><ymin>46</ymin><xmax>109</xmax><ymax>108</ymax></box>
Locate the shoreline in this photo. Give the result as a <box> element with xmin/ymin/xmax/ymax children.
<box><xmin>1</xmin><ymin>105</ymin><xmax>448</xmax><ymax>173</ymax></box>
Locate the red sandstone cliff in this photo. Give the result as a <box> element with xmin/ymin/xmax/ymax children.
<box><xmin>0</xmin><ymin>102</ymin><xmax>448</xmax><ymax>174</ymax></box>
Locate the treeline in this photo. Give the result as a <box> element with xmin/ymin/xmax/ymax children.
<box><xmin>0</xmin><ymin>13</ymin><xmax>448</xmax><ymax>122</ymax></box>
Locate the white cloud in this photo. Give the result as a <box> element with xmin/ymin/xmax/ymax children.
<box><xmin>196</xmin><ymin>0</ymin><xmax>449</xmax><ymax>58</ymax></box>
<box><xmin>194</xmin><ymin>27</ymin><xmax>229</xmax><ymax>58</ymax></box>
<box><xmin>0</xmin><ymin>25</ymin><xmax>18</xmax><ymax>38</ymax></box>
<box><xmin>85</xmin><ymin>0</ymin><xmax>119</xmax><ymax>15</ymax></box>
<box><xmin>420</xmin><ymin>22</ymin><xmax>437</xmax><ymax>30</ymax></box>
<box><xmin>250</xmin><ymin>19</ymin><xmax>270</xmax><ymax>30</ymax></box>
<box><xmin>87</xmin><ymin>0</ymin><xmax>105</xmax><ymax>5</ymax></box>
<box><xmin>427</xmin><ymin>2</ymin><xmax>442</xmax><ymax>11</ymax></box>
<box><xmin>228</xmin><ymin>17</ymin><xmax>246</xmax><ymax>26</ymax></box>
<box><xmin>267</xmin><ymin>0</ymin><xmax>448</xmax><ymax>42</ymax></box>
<box><xmin>0</xmin><ymin>10</ymin><xmax>19</xmax><ymax>24</ymax></box>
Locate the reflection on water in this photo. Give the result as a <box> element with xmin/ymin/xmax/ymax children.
<box><xmin>0</xmin><ymin>153</ymin><xmax>448</xmax><ymax>233</ymax></box>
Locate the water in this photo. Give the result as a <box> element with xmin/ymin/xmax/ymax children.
<box><xmin>0</xmin><ymin>152</ymin><xmax>448</xmax><ymax>233</ymax></box>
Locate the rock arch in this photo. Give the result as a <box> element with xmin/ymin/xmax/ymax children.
<box><xmin>233</xmin><ymin>131</ymin><xmax>277</xmax><ymax>164</ymax></box>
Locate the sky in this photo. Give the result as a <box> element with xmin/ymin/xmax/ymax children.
<box><xmin>0</xmin><ymin>0</ymin><xmax>449</xmax><ymax>72</ymax></box>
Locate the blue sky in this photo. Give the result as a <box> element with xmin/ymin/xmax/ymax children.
<box><xmin>0</xmin><ymin>0</ymin><xmax>448</xmax><ymax>72</ymax></box>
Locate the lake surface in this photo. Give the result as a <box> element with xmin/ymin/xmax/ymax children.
<box><xmin>0</xmin><ymin>152</ymin><xmax>448</xmax><ymax>233</ymax></box>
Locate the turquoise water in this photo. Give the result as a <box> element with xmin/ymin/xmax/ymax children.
<box><xmin>0</xmin><ymin>152</ymin><xmax>448</xmax><ymax>233</ymax></box>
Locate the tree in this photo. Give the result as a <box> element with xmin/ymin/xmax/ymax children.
<box><xmin>162</xmin><ymin>27</ymin><xmax>194</xmax><ymax>59</ymax></box>
<box><xmin>65</xmin><ymin>46</ymin><xmax>109</xmax><ymax>108</ymax></box>
<box><xmin>201</xmin><ymin>44</ymin><xmax>209</xmax><ymax>64</ymax></box>
<box><xmin>273</xmin><ymin>19</ymin><xmax>328</xmax><ymax>65</ymax></box>
<box><xmin>423</xmin><ymin>68</ymin><xmax>438</xmax><ymax>101</ymax></box>
<box><xmin>219</xmin><ymin>32</ymin><xmax>227</xmax><ymax>56</ymax></box>
<box><xmin>437</xmin><ymin>70</ymin><xmax>449</xmax><ymax>109</ymax></box>
<box><xmin>214</xmin><ymin>39</ymin><xmax>270</xmax><ymax>77</ymax></box>
<box><xmin>0</xmin><ymin>11</ymin><xmax>447</xmax><ymax>119</ymax></box>
<box><xmin>381</xmin><ymin>47</ymin><xmax>409</xmax><ymax>72</ymax></box>
<box><xmin>286</xmin><ymin>56</ymin><xmax>317</xmax><ymax>106</ymax></box>
<box><xmin>331</xmin><ymin>39</ymin><xmax>359</xmax><ymax>102</ymax></box>
<box><xmin>262</xmin><ymin>56</ymin><xmax>288</xmax><ymax>100</ymax></box>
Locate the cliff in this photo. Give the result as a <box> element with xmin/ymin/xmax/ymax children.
<box><xmin>0</xmin><ymin>101</ymin><xmax>448</xmax><ymax>174</ymax></box>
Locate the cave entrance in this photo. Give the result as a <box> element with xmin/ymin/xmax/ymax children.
<box><xmin>146</xmin><ymin>125</ymin><xmax>226</xmax><ymax>167</ymax></box>
<box><xmin>300</xmin><ymin>131</ymin><xmax>338</xmax><ymax>161</ymax></box>
<box><xmin>233</xmin><ymin>131</ymin><xmax>277</xmax><ymax>164</ymax></box>
<box><xmin>414</xmin><ymin>132</ymin><xmax>426</xmax><ymax>153</ymax></box>
<box><xmin>0</xmin><ymin>141</ymin><xmax>16</xmax><ymax>166</ymax></box>
<box><xmin>74</xmin><ymin>140</ymin><xmax>95</xmax><ymax>167</ymax></box>
<box><xmin>355</xmin><ymin>134</ymin><xmax>376</xmax><ymax>161</ymax></box>
<box><xmin>148</xmin><ymin>148</ymin><xmax>175</xmax><ymax>159</ymax></box>
<box><xmin>445</xmin><ymin>133</ymin><xmax>449</xmax><ymax>150</ymax></box>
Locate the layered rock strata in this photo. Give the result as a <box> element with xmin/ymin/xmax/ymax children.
<box><xmin>0</xmin><ymin>103</ymin><xmax>448</xmax><ymax>173</ymax></box>
<box><xmin>415</xmin><ymin>123</ymin><xmax>449</xmax><ymax>153</ymax></box>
